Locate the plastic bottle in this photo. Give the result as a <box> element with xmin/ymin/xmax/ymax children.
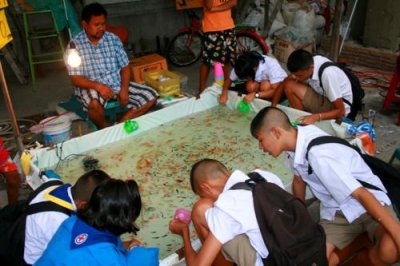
<box><xmin>124</xmin><ymin>120</ymin><xmax>139</xmax><ymax>133</ymax></box>
<box><xmin>213</xmin><ymin>62</ymin><xmax>224</xmax><ymax>87</ymax></box>
<box><xmin>174</xmin><ymin>208</ymin><xmax>192</xmax><ymax>224</ymax></box>
<box><xmin>237</xmin><ymin>100</ymin><xmax>250</xmax><ymax>113</ymax></box>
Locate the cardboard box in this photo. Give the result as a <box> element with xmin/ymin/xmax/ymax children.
<box><xmin>144</xmin><ymin>70</ymin><xmax>181</xmax><ymax>97</ymax></box>
<box><xmin>176</xmin><ymin>0</ymin><xmax>202</xmax><ymax>10</ymax></box>
<box><xmin>273</xmin><ymin>38</ymin><xmax>314</xmax><ymax>63</ymax></box>
<box><xmin>130</xmin><ymin>54</ymin><xmax>168</xmax><ymax>83</ymax></box>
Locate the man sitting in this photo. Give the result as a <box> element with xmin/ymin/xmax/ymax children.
<box><xmin>66</xmin><ymin>3</ymin><xmax>158</xmax><ymax>129</ymax></box>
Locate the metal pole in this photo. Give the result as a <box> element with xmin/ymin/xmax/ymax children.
<box><xmin>330</xmin><ymin>0</ymin><xmax>344</xmax><ymax>61</ymax></box>
<box><xmin>339</xmin><ymin>0</ymin><xmax>358</xmax><ymax>55</ymax></box>
<box><xmin>0</xmin><ymin>62</ymin><xmax>24</xmax><ymax>154</ymax></box>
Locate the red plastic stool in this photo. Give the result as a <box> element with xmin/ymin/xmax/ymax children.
<box><xmin>383</xmin><ymin>55</ymin><xmax>400</xmax><ymax>125</ymax></box>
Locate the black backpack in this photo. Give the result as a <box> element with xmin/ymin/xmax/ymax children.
<box><xmin>318</xmin><ymin>62</ymin><xmax>365</xmax><ymax>121</ymax></box>
<box><xmin>230</xmin><ymin>172</ymin><xmax>327</xmax><ymax>266</ymax></box>
<box><xmin>0</xmin><ymin>180</ymin><xmax>71</xmax><ymax>266</ymax></box>
<box><xmin>306</xmin><ymin>136</ymin><xmax>400</xmax><ymax>218</ymax></box>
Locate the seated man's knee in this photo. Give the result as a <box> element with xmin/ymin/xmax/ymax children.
<box><xmin>88</xmin><ymin>99</ymin><xmax>104</xmax><ymax>112</ymax></box>
<box><xmin>283</xmin><ymin>79</ymin><xmax>297</xmax><ymax>94</ymax></box>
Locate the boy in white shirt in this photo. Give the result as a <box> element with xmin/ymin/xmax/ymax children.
<box><xmin>169</xmin><ymin>159</ymin><xmax>284</xmax><ymax>266</ymax></box>
<box><xmin>250</xmin><ymin>106</ymin><xmax>400</xmax><ymax>265</ymax></box>
<box><xmin>219</xmin><ymin>52</ymin><xmax>287</xmax><ymax>104</ymax></box>
<box><xmin>271</xmin><ymin>49</ymin><xmax>353</xmax><ymax>124</ymax></box>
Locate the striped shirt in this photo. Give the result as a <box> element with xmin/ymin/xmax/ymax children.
<box><xmin>67</xmin><ymin>31</ymin><xmax>129</xmax><ymax>93</ymax></box>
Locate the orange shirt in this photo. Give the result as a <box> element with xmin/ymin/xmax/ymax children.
<box><xmin>202</xmin><ymin>0</ymin><xmax>235</xmax><ymax>33</ymax></box>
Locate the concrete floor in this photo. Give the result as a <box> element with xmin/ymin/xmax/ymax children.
<box><xmin>0</xmin><ymin>57</ymin><xmax>399</xmax><ymax>206</ymax></box>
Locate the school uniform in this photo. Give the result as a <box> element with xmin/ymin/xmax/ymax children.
<box><xmin>229</xmin><ymin>55</ymin><xmax>287</xmax><ymax>84</ymax></box>
<box><xmin>205</xmin><ymin>169</ymin><xmax>284</xmax><ymax>266</ymax></box>
<box><xmin>35</xmin><ymin>216</ymin><xmax>159</xmax><ymax>266</ymax></box>
<box><xmin>285</xmin><ymin>125</ymin><xmax>392</xmax><ymax>248</ymax></box>
<box><xmin>304</xmin><ymin>55</ymin><xmax>353</xmax><ymax>116</ymax></box>
<box><xmin>25</xmin><ymin>183</ymin><xmax>75</xmax><ymax>264</ymax></box>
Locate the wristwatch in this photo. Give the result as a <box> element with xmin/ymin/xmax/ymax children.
<box><xmin>255</xmin><ymin>92</ymin><xmax>260</xmax><ymax>98</ymax></box>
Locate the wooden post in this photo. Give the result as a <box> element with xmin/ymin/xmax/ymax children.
<box><xmin>0</xmin><ymin>62</ymin><xmax>24</xmax><ymax>154</ymax></box>
<box><xmin>330</xmin><ymin>0</ymin><xmax>344</xmax><ymax>61</ymax></box>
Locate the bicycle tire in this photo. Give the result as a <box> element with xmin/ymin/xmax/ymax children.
<box><xmin>236</xmin><ymin>31</ymin><xmax>268</xmax><ymax>56</ymax></box>
<box><xmin>167</xmin><ymin>31</ymin><xmax>203</xmax><ymax>67</ymax></box>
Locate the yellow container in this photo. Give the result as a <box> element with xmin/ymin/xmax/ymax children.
<box><xmin>0</xmin><ymin>9</ymin><xmax>12</xmax><ymax>49</ymax></box>
<box><xmin>144</xmin><ymin>70</ymin><xmax>181</xmax><ymax>97</ymax></box>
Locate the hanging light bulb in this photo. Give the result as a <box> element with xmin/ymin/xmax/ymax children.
<box><xmin>66</xmin><ymin>41</ymin><xmax>81</xmax><ymax>68</ymax></box>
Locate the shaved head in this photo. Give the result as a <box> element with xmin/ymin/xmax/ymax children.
<box><xmin>250</xmin><ymin>107</ymin><xmax>292</xmax><ymax>137</ymax></box>
<box><xmin>190</xmin><ymin>159</ymin><xmax>229</xmax><ymax>194</ymax></box>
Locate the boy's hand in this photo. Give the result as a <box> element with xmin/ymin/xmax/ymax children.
<box><xmin>297</xmin><ymin>114</ymin><xmax>320</xmax><ymax>125</ymax></box>
<box><xmin>169</xmin><ymin>218</ymin><xmax>189</xmax><ymax>236</ymax></box>
<box><xmin>219</xmin><ymin>93</ymin><xmax>228</xmax><ymax>105</ymax></box>
<box><xmin>244</xmin><ymin>93</ymin><xmax>256</xmax><ymax>103</ymax></box>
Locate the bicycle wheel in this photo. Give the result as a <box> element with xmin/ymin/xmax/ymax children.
<box><xmin>167</xmin><ymin>31</ymin><xmax>203</xmax><ymax>67</ymax></box>
<box><xmin>236</xmin><ymin>31</ymin><xmax>268</xmax><ymax>56</ymax></box>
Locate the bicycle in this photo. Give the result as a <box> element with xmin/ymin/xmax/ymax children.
<box><xmin>167</xmin><ymin>10</ymin><xmax>269</xmax><ymax>67</ymax></box>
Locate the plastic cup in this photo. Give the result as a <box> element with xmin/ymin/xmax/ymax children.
<box><xmin>174</xmin><ymin>208</ymin><xmax>192</xmax><ymax>225</ymax></box>
<box><xmin>124</xmin><ymin>120</ymin><xmax>139</xmax><ymax>133</ymax></box>
<box><xmin>237</xmin><ymin>100</ymin><xmax>250</xmax><ymax>113</ymax></box>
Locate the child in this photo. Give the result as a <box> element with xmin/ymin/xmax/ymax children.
<box><xmin>271</xmin><ymin>49</ymin><xmax>353</xmax><ymax>124</ymax></box>
<box><xmin>250</xmin><ymin>106</ymin><xmax>400</xmax><ymax>265</ymax></box>
<box><xmin>25</xmin><ymin>169</ymin><xmax>110</xmax><ymax>264</ymax></box>
<box><xmin>35</xmin><ymin>179</ymin><xmax>159</xmax><ymax>266</ymax></box>
<box><xmin>169</xmin><ymin>159</ymin><xmax>284</xmax><ymax>266</ymax></box>
<box><xmin>219</xmin><ymin>51</ymin><xmax>287</xmax><ymax>104</ymax></box>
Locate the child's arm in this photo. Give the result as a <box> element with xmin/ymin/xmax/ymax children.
<box><xmin>292</xmin><ymin>175</ymin><xmax>306</xmax><ymax>203</ymax></box>
<box><xmin>169</xmin><ymin>219</ymin><xmax>223</xmax><ymax>266</ymax></box>
<box><xmin>219</xmin><ymin>78</ymin><xmax>232</xmax><ymax>105</ymax></box>
<box><xmin>204</xmin><ymin>0</ymin><xmax>237</xmax><ymax>12</ymax></box>
<box><xmin>352</xmin><ymin>187</ymin><xmax>400</xmax><ymax>253</ymax></box>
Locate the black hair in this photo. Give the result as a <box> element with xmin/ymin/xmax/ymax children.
<box><xmin>82</xmin><ymin>2</ymin><xmax>108</xmax><ymax>23</ymax></box>
<box><xmin>190</xmin><ymin>159</ymin><xmax>227</xmax><ymax>194</ymax></box>
<box><xmin>78</xmin><ymin>179</ymin><xmax>142</xmax><ymax>236</ymax></box>
<box><xmin>234</xmin><ymin>51</ymin><xmax>265</xmax><ymax>80</ymax></box>
<box><xmin>250</xmin><ymin>106</ymin><xmax>269</xmax><ymax>138</ymax></box>
<box><xmin>250</xmin><ymin>106</ymin><xmax>291</xmax><ymax>138</ymax></box>
<box><xmin>71</xmin><ymin>169</ymin><xmax>110</xmax><ymax>202</ymax></box>
<box><xmin>287</xmin><ymin>49</ymin><xmax>314</xmax><ymax>73</ymax></box>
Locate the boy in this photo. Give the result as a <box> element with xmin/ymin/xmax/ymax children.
<box><xmin>271</xmin><ymin>50</ymin><xmax>352</xmax><ymax>124</ymax></box>
<box><xmin>199</xmin><ymin>0</ymin><xmax>237</xmax><ymax>95</ymax></box>
<box><xmin>250</xmin><ymin>106</ymin><xmax>400</xmax><ymax>265</ymax></box>
<box><xmin>24</xmin><ymin>169</ymin><xmax>110</xmax><ymax>264</ymax></box>
<box><xmin>169</xmin><ymin>159</ymin><xmax>284</xmax><ymax>266</ymax></box>
<box><xmin>219</xmin><ymin>52</ymin><xmax>287</xmax><ymax>104</ymax></box>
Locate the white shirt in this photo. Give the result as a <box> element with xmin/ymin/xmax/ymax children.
<box><xmin>230</xmin><ymin>55</ymin><xmax>287</xmax><ymax>84</ymax></box>
<box><xmin>308</xmin><ymin>55</ymin><xmax>353</xmax><ymax>116</ymax></box>
<box><xmin>24</xmin><ymin>184</ymin><xmax>76</xmax><ymax>264</ymax></box>
<box><xmin>205</xmin><ymin>169</ymin><xmax>284</xmax><ymax>266</ymax></box>
<box><xmin>285</xmin><ymin>125</ymin><xmax>391</xmax><ymax>223</ymax></box>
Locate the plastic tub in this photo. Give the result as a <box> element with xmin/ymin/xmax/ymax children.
<box><xmin>41</xmin><ymin>115</ymin><xmax>72</xmax><ymax>145</ymax></box>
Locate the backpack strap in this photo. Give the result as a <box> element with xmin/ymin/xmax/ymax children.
<box><xmin>25</xmin><ymin>201</ymin><xmax>71</xmax><ymax>216</ymax></box>
<box><xmin>318</xmin><ymin>62</ymin><xmax>353</xmax><ymax>108</ymax></box>
<box><xmin>26</xmin><ymin>180</ymin><xmax>64</xmax><ymax>203</ymax></box>
<box><xmin>306</xmin><ymin>136</ymin><xmax>383</xmax><ymax>192</ymax></box>
<box><xmin>229</xmin><ymin>172</ymin><xmax>266</xmax><ymax>191</ymax></box>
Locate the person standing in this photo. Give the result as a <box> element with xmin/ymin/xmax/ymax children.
<box><xmin>199</xmin><ymin>0</ymin><xmax>237</xmax><ymax>95</ymax></box>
